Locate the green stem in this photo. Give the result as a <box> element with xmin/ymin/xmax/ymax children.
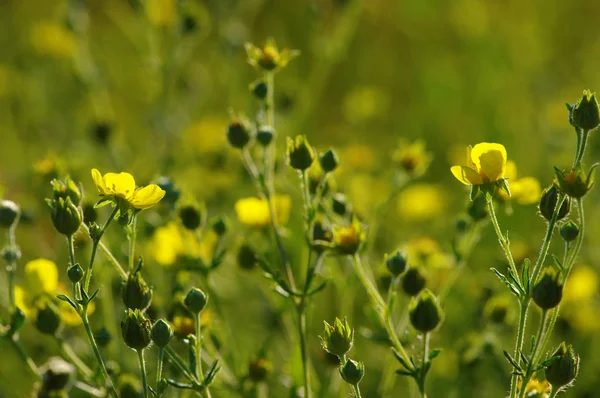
<box><xmin>518</xmin><ymin>310</ymin><xmax>548</xmax><ymax>398</ymax></box>
<box><xmin>530</xmin><ymin>195</ymin><xmax>564</xmax><ymax>285</ymax></box>
<box><xmin>138</xmin><ymin>349</ymin><xmax>149</xmax><ymax>398</ymax></box>
<box><xmin>486</xmin><ymin>200</ymin><xmax>520</xmax><ymax>281</ymax></box>
<box><xmin>164</xmin><ymin>346</ymin><xmax>198</xmax><ymax>382</ymax></box>
<box><xmin>352</xmin><ymin>384</ymin><xmax>363</xmax><ymax>398</ymax></box>
<box><xmin>67</xmin><ymin>235</ymin><xmax>76</xmax><ymax>271</ymax></box>
<box><xmin>549</xmin><ymin>387</ymin><xmax>560</xmax><ymax>398</ymax></box>
<box><xmin>128</xmin><ymin>213</ymin><xmax>138</xmax><ymax>272</ymax></box>
<box><xmin>297</xmin><ymin>304</ymin><xmax>311</xmax><ymax>398</ymax></box>
<box><xmin>85</xmin><ymin>206</ymin><xmax>119</xmax><ymax>291</ymax></box>
<box><xmin>57</xmin><ymin>337</ymin><xmax>93</xmax><ymax>379</ymax></box>
<box><xmin>419</xmin><ymin>332</ymin><xmax>430</xmax><ymax>397</ymax></box>
<box><xmin>195</xmin><ymin>312</ymin><xmax>212</xmax><ymax>398</ymax></box>
<box><xmin>81</xmin><ymin>313</ymin><xmax>118</xmax><ymax>397</ymax></box>
<box><xmin>11</xmin><ymin>336</ymin><xmax>38</xmax><ymax>376</ymax></box>
<box><xmin>156</xmin><ymin>348</ymin><xmax>164</xmax><ymax>396</ymax></box>
<box><xmin>573</xmin><ymin>129</ymin><xmax>589</xmax><ymax>168</ymax></box>
<box><xmin>265</xmin><ymin>190</ymin><xmax>296</xmax><ymax>291</ymax></box>
<box><xmin>5</xmin><ymin>210</ymin><xmax>19</xmax><ymax>313</ymax></box>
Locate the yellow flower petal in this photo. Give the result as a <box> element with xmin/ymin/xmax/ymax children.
<box><xmin>130</xmin><ymin>184</ymin><xmax>166</xmax><ymax>209</ymax></box>
<box><xmin>91</xmin><ymin>168</ymin><xmax>108</xmax><ymax>195</ymax></box>
<box><xmin>102</xmin><ymin>172</ymin><xmax>136</xmax><ymax>199</ymax></box>
<box><xmin>14</xmin><ymin>286</ymin><xmax>33</xmax><ymax>317</ymax></box>
<box><xmin>25</xmin><ymin>258</ymin><xmax>58</xmax><ymax>295</ymax></box>
<box><xmin>150</xmin><ymin>223</ymin><xmax>184</xmax><ymax>266</ymax></box>
<box><xmin>235</xmin><ymin>197</ymin><xmax>271</xmax><ymax>228</ymax></box>
<box><xmin>470</xmin><ymin>143</ymin><xmax>507</xmax><ymax>182</ymax></box>
<box><xmin>504</xmin><ymin>160</ymin><xmax>518</xmax><ymax>181</ymax></box>
<box><xmin>511</xmin><ymin>177</ymin><xmax>541</xmax><ymax>205</ymax></box>
<box><xmin>450</xmin><ymin>165</ymin><xmax>483</xmax><ymax>185</ymax></box>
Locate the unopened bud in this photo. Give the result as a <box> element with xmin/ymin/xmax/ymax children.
<box><xmin>67</xmin><ymin>264</ymin><xmax>84</xmax><ymax>283</ymax></box>
<box><xmin>286</xmin><ymin>135</ymin><xmax>315</xmax><ymax>171</ymax></box>
<box><xmin>385</xmin><ymin>250</ymin><xmax>408</xmax><ymax>277</ymax></box>
<box><xmin>35</xmin><ymin>302</ymin><xmax>62</xmax><ymax>336</ymax></box>
<box><xmin>532</xmin><ymin>268</ymin><xmax>563</xmax><ymax>310</ymax></box>
<box><xmin>0</xmin><ymin>200</ymin><xmax>20</xmax><ymax>228</ymax></box>
<box><xmin>402</xmin><ymin>268</ymin><xmax>426</xmax><ymax>296</ymax></box>
<box><xmin>184</xmin><ymin>287</ymin><xmax>208</xmax><ymax>314</ymax></box>
<box><xmin>570</xmin><ymin>90</ymin><xmax>600</xmax><ymax>131</ymax></box>
<box><xmin>256</xmin><ymin>125</ymin><xmax>274</xmax><ymax>146</ymax></box>
<box><xmin>319</xmin><ymin>149</ymin><xmax>340</xmax><ymax>173</ymax></box>
<box><xmin>122</xmin><ymin>272</ymin><xmax>153</xmax><ymax>311</ymax></box>
<box><xmin>560</xmin><ymin>221</ymin><xmax>579</xmax><ymax>242</ymax></box>
<box><xmin>121</xmin><ymin>309</ymin><xmax>151</xmax><ymax>350</ymax></box>
<box><xmin>179</xmin><ymin>203</ymin><xmax>204</xmax><ymax>230</ymax></box>
<box><xmin>320</xmin><ymin>317</ymin><xmax>354</xmax><ymax>357</ymax></box>
<box><xmin>151</xmin><ymin>319</ymin><xmax>173</xmax><ymax>348</ymax></box>
<box><xmin>545</xmin><ymin>342</ymin><xmax>579</xmax><ymax>388</ymax></box>
<box><xmin>47</xmin><ymin>197</ymin><xmax>82</xmax><ymax>236</ymax></box>
<box><xmin>409</xmin><ymin>289</ymin><xmax>443</xmax><ymax>333</ymax></box>
<box><xmin>227</xmin><ymin>118</ymin><xmax>252</xmax><ymax>149</ymax></box>
<box><xmin>340</xmin><ymin>359</ymin><xmax>364</xmax><ymax>385</ymax></box>
<box><xmin>538</xmin><ymin>184</ymin><xmax>570</xmax><ymax>221</ymax></box>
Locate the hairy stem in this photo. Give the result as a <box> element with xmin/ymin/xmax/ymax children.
<box><xmin>138</xmin><ymin>349</ymin><xmax>149</xmax><ymax>398</ymax></box>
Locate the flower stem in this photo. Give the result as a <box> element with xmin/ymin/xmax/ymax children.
<box><xmin>194</xmin><ymin>312</ymin><xmax>212</xmax><ymax>398</ymax></box>
<box><xmin>419</xmin><ymin>332</ymin><xmax>430</xmax><ymax>398</ymax></box>
<box><xmin>85</xmin><ymin>206</ymin><xmax>119</xmax><ymax>291</ymax></box>
<box><xmin>5</xmin><ymin>209</ymin><xmax>20</xmax><ymax>313</ymax></box>
<box><xmin>57</xmin><ymin>337</ymin><xmax>93</xmax><ymax>379</ymax></box>
<box><xmin>517</xmin><ymin>310</ymin><xmax>548</xmax><ymax>398</ymax></box>
<box><xmin>156</xmin><ymin>347</ymin><xmax>164</xmax><ymax>396</ymax></box>
<box><xmin>486</xmin><ymin>200</ymin><xmax>520</xmax><ymax>281</ymax></box>
<box><xmin>573</xmin><ymin>129</ymin><xmax>590</xmax><ymax>168</ymax></box>
<box><xmin>138</xmin><ymin>349</ymin><xmax>149</xmax><ymax>398</ymax></box>
<box><xmin>510</xmin><ymin>300</ymin><xmax>529</xmax><ymax>398</ymax></box>
<box><xmin>296</xmin><ymin>304</ymin><xmax>311</xmax><ymax>398</ymax></box>
<box><xmin>128</xmin><ymin>213</ymin><xmax>138</xmax><ymax>272</ymax></box>
<box><xmin>353</xmin><ymin>384</ymin><xmax>363</xmax><ymax>398</ymax></box>
<box><xmin>81</xmin><ymin>312</ymin><xmax>118</xmax><ymax>397</ymax></box>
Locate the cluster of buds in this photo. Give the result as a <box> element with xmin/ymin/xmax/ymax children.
<box><xmin>46</xmin><ymin>177</ymin><xmax>83</xmax><ymax>237</ymax></box>
<box><xmin>320</xmin><ymin>317</ymin><xmax>364</xmax><ymax>389</ymax></box>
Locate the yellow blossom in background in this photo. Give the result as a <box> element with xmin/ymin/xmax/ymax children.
<box><xmin>183</xmin><ymin>118</ymin><xmax>229</xmax><ymax>153</ymax></box>
<box><xmin>337</xmin><ymin>145</ymin><xmax>377</xmax><ymax>172</ymax></box>
<box><xmin>30</xmin><ymin>22</ymin><xmax>78</xmax><ymax>59</ymax></box>
<box><xmin>150</xmin><ymin>222</ymin><xmax>218</xmax><ymax>266</ymax></box>
<box><xmin>234</xmin><ymin>195</ymin><xmax>291</xmax><ymax>228</ymax></box>
<box><xmin>33</xmin><ymin>153</ymin><xmax>64</xmax><ymax>181</ymax></box>
<box><xmin>407</xmin><ymin>237</ymin><xmax>450</xmax><ymax>269</ymax></box>
<box><xmin>171</xmin><ymin>309</ymin><xmax>213</xmax><ymax>338</ymax></box>
<box><xmin>342</xmin><ymin>86</ymin><xmax>389</xmax><ymax>123</ymax></box>
<box><xmin>520</xmin><ymin>376</ymin><xmax>551</xmax><ymax>397</ymax></box>
<box><xmin>451</xmin><ymin>143</ymin><xmax>507</xmax><ymax>185</ymax></box>
<box><xmin>146</xmin><ymin>0</ymin><xmax>178</xmax><ymax>27</ymax></box>
<box><xmin>563</xmin><ymin>266</ymin><xmax>597</xmax><ymax>303</ymax></box>
<box><xmin>392</xmin><ymin>140</ymin><xmax>432</xmax><ymax>178</ymax></box>
<box><xmin>347</xmin><ymin>174</ymin><xmax>390</xmax><ymax>216</ymax></box>
<box><xmin>497</xmin><ymin>161</ymin><xmax>541</xmax><ymax>204</ymax></box>
<box><xmin>91</xmin><ymin>169</ymin><xmax>165</xmax><ymax>210</ymax></box>
<box><xmin>397</xmin><ymin>184</ymin><xmax>445</xmax><ymax>221</ymax></box>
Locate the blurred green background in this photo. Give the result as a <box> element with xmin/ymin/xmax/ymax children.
<box><xmin>1</xmin><ymin>0</ymin><xmax>600</xmax><ymax>397</ymax></box>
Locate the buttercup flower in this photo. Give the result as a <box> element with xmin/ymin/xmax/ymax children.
<box><xmin>451</xmin><ymin>143</ymin><xmax>508</xmax><ymax>186</ymax></box>
<box><xmin>150</xmin><ymin>222</ymin><xmax>217</xmax><ymax>266</ymax></box>
<box><xmin>245</xmin><ymin>37</ymin><xmax>300</xmax><ymax>72</ymax></box>
<box><xmin>91</xmin><ymin>169</ymin><xmax>165</xmax><ymax>210</ymax></box>
<box><xmin>393</xmin><ymin>139</ymin><xmax>432</xmax><ymax>178</ymax></box>
<box><xmin>234</xmin><ymin>195</ymin><xmax>291</xmax><ymax>228</ymax></box>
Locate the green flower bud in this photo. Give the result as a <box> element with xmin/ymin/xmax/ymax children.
<box><xmin>409</xmin><ymin>289</ymin><xmax>443</xmax><ymax>333</ymax></box>
<box><xmin>402</xmin><ymin>268</ymin><xmax>426</xmax><ymax>296</ymax></box>
<box><xmin>560</xmin><ymin>221</ymin><xmax>579</xmax><ymax>242</ymax></box>
<box><xmin>10</xmin><ymin>307</ymin><xmax>26</xmax><ymax>335</ymax></box>
<box><xmin>250</xmin><ymin>80</ymin><xmax>268</xmax><ymax>100</ymax></box>
<box><xmin>2</xmin><ymin>246</ymin><xmax>21</xmax><ymax>263</ymax></box>
<box><xmin>256</xmin><ymin>125</ymin><xmax>275</xmax><ymax>146</ymax></box>
<box><xmin>545</xmin><ymin>342</ymin><xmax>579</xmax><ymax>388</ymax></box>
<box><xmin>286</xmin><ymin>135</ymin><xmax>315</xmax><ymax>171</ymax></box>
<box><xmin>483</xmin><ymin>295</ymin><xmax>514</xmax><ymax>325</ymax></box>
<box><xmin>40</xmin><ymin>357</ymin><xmax>75</xmax><ymax>392</ymax></box>
<box><xmin>237</xmin><ymin>244</ymin><xmax>257</xmax><ymax>270</ymax></box>
<box><xmin>385</xmin><ymin>250</ymin><xmax>408</xmax><ymax>277</ymax></box>
<box><xmin>249</xmin><ymin>358</ymin><xmax>272</xmax><ymax>382</ymax></box>
<box><xmin>340</xmin><ymin>359</ymin><xmax>364</xmax><ymax>385</ymax></box>
<box><xmin>35</xmin><ymin>302</ymin><xmax>62</xmax><ymax>336</ymax></box>
<box><xmin>311</xmin><ymin>218</ymin><xmax>332</xmax><ymax>252</ymax></box>
<box><xmin>554</xmin><ymin>166</ymin><xmax>596</xmax><ymax>199</ymax></box>
<box><xmin>227</xmin><ymin>118</ymin><xmax>252</xmax><ymax>149</ymax></box>
<box><xmin>179</xmin><ymin>203</ymin><xmax>204</xmax><ymax>230</ymax></box>
<box><xmin>118</xmin><ymin>211</ymin><xmax>131</xmax><ymax>227</ymax></box>
<box><xmin>67</xmin><ymin>264</ymin><xmax>84</xmax><ymax>283</ymax></box>
<box><xmin>51</xmin><ymin>177</ymin><xmax>82</xmax><ymax>206</ymax></box>
<box><xmin>122</xmin><ymin>272</ymin><xmax>153</xmax><ymax>311</ymax></box>
<box><xmin>539</xmin><ymin>184</ymin><xmax>570</xmax><ymax>221</ymax></box>
<box><xmin>118</xmin><ymin>374</ymin><xmax>143</xmax><ymax>398</ymax></box>
<box><xmin>211</xmin><ymin>216</ymin><xmax>228</xmax><ymax>236</ymax></box>
<box><xmin>184</xmin><ymin>287</ymin><xmax>208</xmax><ymax>314</ymax></box>
<box><xmin>319</xmin><ymin>149</ymin><xmax>340</xmax><ymax>173</ymax></box>
<box><xmin>121</xmin><ymin>309</ymin><xmax>151</xmax><ymax>350</ymax></box>
<box><xmin>332</xmin><ymin>193</ymin><xmax>348</xmax><ymax>216</ymax></box>
<box><xmin>532</xmin><ymin>268</ymin><xmax>563</xmax><ymax>310</ymax></box>
<box><xmin>320</xmin><ymin>317</ymin><xmax>354</xmax><ymax>357</ymax></box>
<box><xmin>570</xmin><ymin>90</ymin><xmax>600</xmax><ymax>131</ymax></box>
<box><xmin>467</xmin><ymin>194</ymin><xmax>488</xmax><ymax>221</ymax></box>
<box><xmin>151</xmin><ymin>319</ymin><xmax>174</xmax><ymax>348</ymax></box>
<box><xmin>95</xmin><ymin>327</ymin><xmax>112</xmax><ymax>348</ymax></box>
<box><xmin>0</xmin><ymin>200</ymin><xmax>20</xmax><ymax>228</ymax></box>
<box><xmin>82</xmin><ymin>202</ymin><xmax>98</xmax><ymax>225</ymax></box>
<box><xmin>47</xmin><ymin>197</ymin><xmax>82</xmax><ymax>236</ymax></box>
<box><xmin>90</xmin><ymin>121</ymin><xmax>113</xmax><ymax>146</ymax></box>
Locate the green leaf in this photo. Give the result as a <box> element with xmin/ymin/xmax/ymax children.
<box><xmin>503</xmin><ymin>350</ymin><xmax>522</xmax><ymax>372</ymax></box>
<box><xmin>429</xmin><ymin>349</ymin><xmax>442</xmax><ymax>360</ymax></box>
<box><xmin>56</xmin><ymin>294</ymin><xmax>77</xmax><ymax>310</ymax></box>
<box><xmin>522</xmin><ymin>258</ymin><xmax>531</xmax><ymax>294</ymax></box>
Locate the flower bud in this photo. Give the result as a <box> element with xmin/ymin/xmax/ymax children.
<box><xmin>121</xmin><ymin>309</ymin><xmax>151</xmax><ymax>350</ymax></box>
<box><xmin>467</xmin><ymin>195</ymin><xmax>488</xmax><ymax>221</ymax></box>
<box><xmin>570</xmin><ymin>90</ymin><xmax>600</xmax><ymax>131</ymax></box>
<box><xmin>95</xmin><ymin>327</ymin><xmax>112</xmax><ymax>347</ymax></box>
<box><xmin>560</xmin><ymin>221</ymin><xmax>579</xmax><ymax>242</ymax></box>
<box><xmin>10</xmin><ymin>307</ymin><xmax>26</xmax><ymax>335</ymax></box>
<box><xmin>332</xmin><ymin>194</ymin><xmax>349</xmax><ymax>216</ymax></box>
<box><xmin>82</xmin><ymin>202</ymin><xmax>98</xmax><ymax>225</ymax></box>
<box><xmin>320</xmin><ymin>317</ymin><xmax>354</xmax><ymax>357</ymax></box>
<box><xmin>286</xmin><ymin>135</ymin><xmax>315</xmax><ymax>171</ymax></box>
<box><xmin>211</xmin><ymin>216</ymin><xmax>228</xmax><ymax>236</ymax></box>
<box><xmin>319</xmin><ymin>149</ymin><xmax>340</xmax><ymax>173</ymax></box>
<box><xmin>179</xmin><ymin>203</ymin><xmax>204</xmax><ymax>230</ymax></box>
<box><xmin>256</xmin><ymin>125</ymin><xmax>274</xmax><ymax>146</ymax></box>
<box><xmin>249</xmin><ymin>358</ymin><xmax>272</xmax><ymax>382</ymax></box>
<box><xmin>40</xmin><ymin>357</ymin><xmax>75</xmax><ymax>393</ymax></box>
<box><xmin>237</xmin><ymin>244</ymin><xmax>257</xmax><ymax>270</ymax></box>
<box><xmin>122</xmin><ymin>272</ymin><xmax>153</xmax><ymax>311</ymax></box>
<box><xmin>340</xmin><ymin>359</ymin><xmax>364</xmax><ymax>385</ymax></box>
<box><xmin>402</xmin><ymin>268</ymin><xmax>426</xmax><ymax>296</ymax></box>
<box><xmin>483</xmin><ymin>295</ymin><xmax>514</xmax><ymax>325</ymax></box>
<box><xmin>117</xmin><ymin>374</ymin><xmax>143</xmax><ymax>398</ymax></box>
<box><xmin>67</xmin><ymin>264</ymin><xmax>84</xmax><ymax>283</ymax></box>
<box><xmin>1</xmin><ymin>246</ymin><xmax>21</xmax><ymax>263</ymax></box>
<box><xmin>554</xmin><ymin>166</ymin><xmax>596</xmax><ymax>199</ymax></box>
<box><xmin>0</xmin><ymin>200</ymin><xmax>20</xmax><ymax>228</ymax></box>
<box><xmin>118</xmin><ymin>212</ymin><xmax>131</xmax><ymax>227</ymax></box>
<box><xmin>151</xmin><ymin>319</ymin><xmax>174</xmax><ymax>348</ymax></box>
<box><xmin>90</xmin><ymin>121</ymin><xmax>113</xmax><ymax>146</ymax></box>
<box><xmin>311</xmin><ymin>218</ymin><xmax>332</xmax><ymax>252</ymax></box>
<box><xmin>35</xmin><ymin>302</ymin><xmax>62</xmax><ymax>336</ymax></box>
<box><xmin>545</xmin><ymin>342</ymin><xmax>579</xmax><ymax>388</ymax></box>
<box><xmin>409</xmin><ymin>289</ymin><xmax>443</xmax><ymax>333</ymax></box>
<box><xmin>227</xmin><ymin>118</ymin><xmax>252</xmax><ymax>149</ymax></box>
<box><xmin>250</xmin><ymin>80</ymin><xmax>268</xmax><ymax>100</ymax></box>
<box><xmin>532</xmin><ymin>268</ymin><xmax>563</xmax><ymax>310</ymax></box>
<box><xmin>184</xmin><ymin>287</ymin><xmax>208</xmax><ymax>314</ymax></box>
<box><xmin>51</xmin><ymin>177</ymin><xmax>82</xmax><ymax>206</ymax></box>
<box><xmin>47</xmin><ymin>197</ymin><xmax>82</xmax><ymax>236</ymax></box>
<box><xmin>385</xmin><ymin>250</ymin><xmax>408</xmax><ymax>277</ymax></box>
<box><xmin>538</xmin><ymin>185</ymin><xmax>570</xmax><ymax>221</ymax></box>
<box><xmin>332</xmin><ymin>218</ymin><xmax>365</xmax><ymax>255</ymax></box>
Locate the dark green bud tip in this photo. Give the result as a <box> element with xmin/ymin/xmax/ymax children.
<box><xmin>545</xmin><ymin>342</ymin><xmax>579</xmax><ymax>388</ymax></box>
<box><xmin>286</xmin><ymin>135</ymin><xmax>315</xmax><ymax>170</ymax></box>
<box><xmin>340</xmin><ymin>359</ymin><xmax>364</xmax><ymax>385</ymax></box>
<box><xmin>67</xmin><ymin>264</ymin><xmax>84</xmax><ymax>283</ymax></box>
<box><xmin>51</xmin><ymin>177</ymin><xmax>82</xmax><ymax>206</ymax></box>
<box><xmin>571</xmin><ymin>90</ymin><xmax>600</xmax><ymax>131</ymax></box>
<box><xmin>211</xmin><ymin>216</ymin><xmax>228</xmax><ymax>236</ymax></box>
<box><xmin>539</xmin><ymin>185</ymin><xmax>570</xmax><ymax>221</ymax></box>
<box><xmin>122</xmin><ymin>272</ymin><xmax>153</xmax><ymax>311</ymax></box>
<box><xmin>179</xmin><ymin>203</ymin><xmax>203</xmax><ymax>230</ymax></box>
<box><xmin>121</xmin><ymin>309</ymin><xmax>151</xmax><ymax>350</ymax></box>
<box><xmin>250</xmin><ymin>80</ymin><xmax>269</xmax><ymax>100</ymax></box>
<box><xmin>0</xmin><ymin>200</ymin><xmax>20</xmax><ymax>228</ymax></box>
<box><xmin>532</xmin><ymin>268</ymin><xmax>563</xmax><ymax>310</ymax></box>
<box><xmin>385</xmin><ymin>250</ymin><xmax>408</xmax><ymax>277</ymax></box>
<box><xmin>409</xmin><ymin>289</ymin><xmax>443</xmax><ymax>333</ymax></box>
<box><xmin>227</xmin><ymin>118</ymin><xmax>252</xmax><ymax>149</ymax></box>
<box><xmin>402</xmin><ymin>268</ymin><xmax>426</xmax><ymax>296</ymax></box>
<box><xmin>95</xmin><ymin>327</ymin><xmax>112</xmax><ymax>347</ymax></box>
<box><xmin>35</xmin><ymin>302</ymin><xmax>62</xmax><ymax>336</ymax></box>
<box><xmin>47</xmin><ymin>196</ymin><xmax>82</xmax><ymax>236</ymax></box>
<box><xmin>90</xmin><ymin>121</ymin><xmax>113</xmax><ymax>146</ymax></box>
<box><xmin>184</xmin><ymin>287</ymin><xmax>208</xmax><ymax>314</ymax></box>
<box><xmin>256</xmin><ymin>125</ymin><xmax>275</xmax><ymax>146</ymax></box>
<box><xmin>41</xmin><ymin>357</ymin><xmax>75</xmax><ymax>392</ymax></box>
<box><xmin>249</xmin><ymin>358</ymin><xmax>272</xmax><ymax>382</ymax></box>
<box><xmin>319</xmin><ymin>148</ymin><xmax>340</xmax><ymax>173</ymax></box>
<box><xmin>560</xmin><ymin>221</ymin><xmax>579</xmax><ymax>242</ymax></box>
<box><xmin>237</xmin><ymin>244</ymin><xmax>257</xmax><ymax>270</ymax></box>
<box><xmin>332</xmin><ymin>193</ymin><xmax>348</xmax><ymax>216</ymax></box>
<box><xmin>151</xmin><ymin>319</ymin><xmax>173</xmax><ymax>348</ymax></box>
<box><xmin>320</xmin><ymin>317</ymin><xmax>354</xmax><ymax>357</ymax></box>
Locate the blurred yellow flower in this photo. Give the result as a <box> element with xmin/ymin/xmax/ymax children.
<box><xmin>342</xmin><ymin>86</ymin><xmax>389</xmax><ymax>123</ymax></box>
<box><xmin>497</xmin><ymin>161</ymin><xmax>541</xmax><ymax>204</ymax></box>
<box><xmin>521</xmin><ymin>376</ymin><xmax>550</xmax><ymax>397</ymax></box>
<box><xmin>146</xmin><ymin>0</ymin><xmax>177</xmax><ymax>27</ymax></box>
<box><xmin>451</xmin><ymin>143</ymin><xmax>507</xmax><ymax>185</ymax></box>
<box><xmin>392</xmin><ymin>140</ymin><xmax>432</xmax><ymax>178</ymax></box>
<box><xmin>397</xmin><ymin>184</ymin><xmax>445</xmax><ymax>221</ymax></box>
<box><xmin>347</xmin><ymin>174</ymin><xmax>390</xmax><ymax>216</ymax></box>
<box><xmin>30</xmin><ymin>23</ymin><xmax>78</xmax><ymax>58</ymax></box>
<box><xmin>91</xmin><ymin>169</ymin><xmax>165</xmax><ymax>210</ymax></box>
<box><xmin>234</xmin><ymin>195</ymin><xmax>291</xmax><ymax>228</ymax></box>
<box><xmin>171</xmin><ymin>309</ymin><xmax>213</xmax><ymax>338</ymax></box>
<box><xmin>563</xmin><ymin>266</ymin><xmax>597</xmax><ymax>303</ymax></box>
<box><xmin>150</xmin><ymin>222</ymin><xmax>218</xmax><ymax>266</ymax></box>
<box><xmin>407</xmin><ymin>237</ymin><xmax>450</xmax><ymax>269</ymax></box>
<box><xmin>183</xmin><ymin>118</ymin><xmax>229</xmax><ymax>153</ymax></box>
<box><xmin>337</xmin><ymin>145</ymin><xmax>377</xmax><ymax>172</ymax></box>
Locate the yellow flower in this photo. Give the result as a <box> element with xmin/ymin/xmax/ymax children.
<box><xmin>563</xmin><ymin>266</ymin><xmax>597</xmax><ymax>303</ymax></box>
<box><xmin>150</xmin><ymin>222</ymin><xmax>217</xmax><ymax>266</ymax></box>
<box><xmin>521</xmin><ymin>376</ymin><xmax>550</xmax><ymax>397</ymax></box>
<box><xmin>30</xmin><ymin>23</ymin><xmax>78</xmax><ymax>58</ymax></box>
<box><xmin>91</xmin><ymin>169</ymin><xmax>165</xmax><ymax>210</ymax></box>
<box><xmin>392</xmin><ymin>139</ymin><xmax>432</xmax><ymax>178</ymax></box>
<box><xmin>497</xmin><ymin>161</ymin><xmax>541</xmax><ymax>204</ymax></box>
<box><xmin>451</xmin><ymin>143</ymin><xmax>507</xmax><ymax>185</ymax></box>
<box><xmin>146</xmin><ymin>0</ymin><xmax>177</xmax><ymax>27</ymax></box>
<box><xmin>234</xmin><ymin>195</ymin><xmax>291</xmax><ymax>228</ymax></box>
<box><xmin>333</xmin><ymin>217</ymin><xmax>366</xmax><ymax>255</ymax></box>
<box><xmin>245</xmin><ymin>38</ymin><xmax>300</xmax><ymax>72</ymax></box>
<box><xmin>407</xmin><ymin>237</ymin><xmax>450</xmax><ymax>269</ymax></box>
<box><xmin>397</xmin><ymin>184</ymin><xmax>445</xmax><ymax>221</ymax></box>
